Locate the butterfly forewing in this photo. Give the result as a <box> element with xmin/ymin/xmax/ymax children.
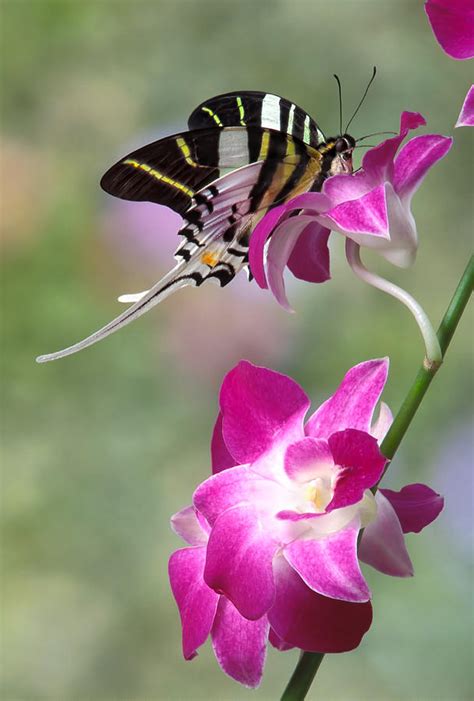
<box><xmin>188</xmin><ymin>91</ymin><xmax>326</xmax><ymax>148</ymax></box>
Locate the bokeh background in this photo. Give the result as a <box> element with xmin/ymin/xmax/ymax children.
<box><xmin>1</xmin><ymin>1</ymin><xmax>473</xmax><ymax>699</ymax></box>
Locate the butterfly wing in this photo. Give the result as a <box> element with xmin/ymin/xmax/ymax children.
<box><xmin>99</xmin><ymin>125</ymin><xmax>306</xmax><ymax>217</ymax></box>
<box><xmin>37</xmin><ymin>141</ymin><xmax>322</xmax><ymax>363</ymax></box>
<box><xmin>188</xmin><ymin>91</ymin><xmax>326</xmax><ymax>147</ymax></box>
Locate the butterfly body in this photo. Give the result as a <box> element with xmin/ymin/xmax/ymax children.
<box><xmin>37</xmin><ymin>92</ymin><xmax>355</xmax><ymax>362</ymax></box>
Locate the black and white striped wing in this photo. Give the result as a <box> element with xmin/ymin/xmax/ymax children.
<box><xmin>188</xmin><ymin>91</ymin><xmax>326</xmax><ymax>147</ymax></box>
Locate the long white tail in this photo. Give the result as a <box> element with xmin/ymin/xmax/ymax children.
<box><xmin>36</xmin><ymin>262</ymin><xmax>191</xmax><ymax>363</ymax></box>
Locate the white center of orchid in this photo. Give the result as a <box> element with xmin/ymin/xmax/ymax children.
<box><xmin>303</xmin><ymin>468</ymin><xmax>337</xmax><ymax>514</ymax></box>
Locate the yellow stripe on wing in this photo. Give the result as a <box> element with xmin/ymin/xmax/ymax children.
<box><xmin>123</xmin><ymin>159</ymin><xmax>195</xmax><ymax>197</ymax></box>
<box><xmin>201</xmin><ymin>106</ymin><xmax>223</xmax><ymax>127</ymax></box>
<box><xmin>176</xmin><ymin>137</ymin><xmax>198</xmax><ymax>167</ymax></box>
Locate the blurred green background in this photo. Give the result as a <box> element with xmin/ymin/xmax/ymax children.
<box><xmin>1</xmin><ymin>1</ymin><xmax>473</xmax><ymax>699</ymax></box>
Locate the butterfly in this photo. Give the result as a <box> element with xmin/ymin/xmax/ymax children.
<box><xmin>37</xmin><ymin>87</ymin><xmax>368</xmax><ymax>363</ymax></box>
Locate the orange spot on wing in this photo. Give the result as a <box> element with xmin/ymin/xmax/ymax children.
<box><xmin>201</xmin><ymin>251</ymin><xmax>219</xmax><ymax>267</ymax></box>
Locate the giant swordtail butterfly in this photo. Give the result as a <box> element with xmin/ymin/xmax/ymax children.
<box><xmin>37</xmin><ymin>73</ymin><xmax>379</xmax><ymax>363</ymax></box>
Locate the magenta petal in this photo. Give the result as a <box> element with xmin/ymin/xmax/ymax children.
<box><xmin>425</xmin><ymin>0</ymin><xmax>474</xmax><ymax>60</ymax></box>
<box><xmin>204</xmin><ymin>504</ymin><xmax>278</xmax><ymax>620</ymax></box>
<box><xmin>169</xmin><ymin>547</ymin><xmax>219</xmax><ymax>660</ymax></box>
<box><xmin>220</xmin><ymin>360</ymin><xmax>309</xmax><ymax>464</ymax></box>
<box><xmin>269</xmin><ymin>627</ymin><xmax>294</xmax><ymax>651</ymax></box>
<box><xmin>327</xmin><ymin>430</ymin><xmax>386</xmax><ymax>511</ymax></box>
<box><xmin>359</xmin><ymin>491</ymin><xmax>414</xmax><ymax>577</ymax></box>
<box><xmin>322</xmin><ymin>170</ymin><xmax>373</xmax><ymax>205</ymax></box>
<box><xmin>194</xmin><ymin>464</ymin><xmax>285</xmax><ymax>526</ymax></box>
<box><xmin>268</xmin><ymin>557</ymin><xmax>373</xmax><ymax>653</ymax></box>
<box><xmin>248</xmin><ymin>204</ymin><xmax>287</xmax><ymax>288</ymax></box>
<box><xmin>322</xmin><ymin>184</ymin><xmax>389</xmax><ymax>237</ymax></box>
<box><xmin>456</xmin><ymin>85</ymin><xmax>474</xmax><ymax>127</ymax></box>
<box><xmin>284</xmin><ymin>526</ymin><xmax>370</xmax><ymax>602</ymax></box>
<box><xmin>393</xmin><ymin>134</ymin><xmax>453</xmax><ymax>202</ymax></box>
<box><xmin>266</xmin><ymin>215</ymin><xmax>323</xmax><ymax>311</ymax></box>
<box><xmin>287</xmin><ymin>221</ymin><xmax>331</xmax><ymax>283</ymax></box>
<box><xmin>211</xmin><ymin>413</ymin><xmax>236</xmax><ymax>474</ymax></box>
<box><xmin>306</xmin><ymin>358</ymin><xmax>389</xmax><ymax>439</ymax></box>
<box><xmin>171</xmin><ymin>505</ymin><xmax>209</xmax><ymax>545</ymax></box>
<box><xmin>381</xmin><ymin>483</ymin><xmax>444</xmax><ymax>534</ymax></box>
<box><xmin>284</xmin><ymin>436</ymin><xmax>333</xmax><ymax>482</ymax></box>
<box><xmin>211</xmin><ymin>597</ymin><xmax>269</xmax><ymax>688</ymax></box>
<box><xmin>361</xmin><ymin>112</ymin><xmax>426</xmax><ymax>182</ymax></box>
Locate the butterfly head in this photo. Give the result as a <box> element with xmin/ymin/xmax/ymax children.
<box><xmin>324</xmin><ymin>134</ymin><xmax>356</xmax><ymax>175</ymax></box>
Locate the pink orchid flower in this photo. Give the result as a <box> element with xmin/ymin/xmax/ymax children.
<box><xmin>456</xmin><ymin>85</ymin><xmax>474</xmax><ymax>127</ymax></box>
<box><xmin>425</xmin><ymin>0</ymin><xmax>474</xmax><ymax>60</ymax></box>
<box><xmin>249</xmin><ymin>112</ymin><xmax>452</xmax><ymax>311</ymax></box>
<box><xmin>169</xmin><ymin>359</ymin><xmax>443</xmax><ymax>687</ymax></box>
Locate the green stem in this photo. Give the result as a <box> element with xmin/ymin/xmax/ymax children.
<box><xmin>280</xmin><ymin>256</ymin><xmax>473</xmax><ymax>701</ymax></box>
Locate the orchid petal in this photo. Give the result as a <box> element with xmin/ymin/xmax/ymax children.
<box><xmin>193</xmin><ymin>464</ymin><xmax>285</xmax><ymax>526</ymax></box>
<box><xmin>219</xmin><ymin>360</ymin><xmax>309</xmax><ymax>464</ymax></box>
<box><xmin>326</xmin><ymin>430</ymin><xmax>386</xmax><ymax>511</ymax></box>
<box><xmin>378</xmin><ymin>182</ymin><xmax>418</xmax><ymax>268</ymax></box>
<box><xmin>361</xmin><ymin>112</ymin><xmax>426</xmax><ymax>183</ymax></box>
<box><xmin>381</xmin><ymin>483</ymin><xmax>444</xmax><ymax>533</ymax></box>
<box><xmin>393</xmin><ymin>134</ymin><xmax>453</xmax><ymax>203</ymax></box>
<box><xmin>169</xmin><ymin>547</ymin><xmax>219</xmax><ymax>660</ymax></box>
<box><xmin>211</xmin><ymin>597</ymin><xmax>269</xmax><ymax>688</ymax></box>
<box><xmin>425</xmin><ymin>0</ymin><xmax>474</xmax><ymax>60</ymax></box>
<box><xmin>306</xmin><ymin>358</ymin><xmax>389</xmax><ymax>439</ymax></box>
<box><xmin>456</xmin><ymin>85</ymin><xmax>474</xmax><ymax>127</ymax></box>
<box><xmin>269</xmin><ymin>627</ymin><xmax>294</xmax><ymax>651</ymax></box>
<box><xmin>371</xmin><ymin>402</ymin><xmax>393</xmax><ymax>443</ymax></box>
<box><xmin>248</xmin><ymin>203</ymin><xmax>287</xmax><ymax>289</ymax></box>
<box><xmin>322</xmin><ymin>170</ymin><xmax>373</xmax><ymax>205</ymax></box>
<box><xmin>359</xmin><ymin>491</ymin><xmax>414</xmax><ymax>577</ymax></box>
<box><xmin>321</xmin><ymin>184</ymin><xmax>389</xmax><ymax>238</ymax></box>
<box><xmin>284</xmin><ymin>525</ymin><xmax>370</xmax><ymax>602</ymax></box>
<box><xmin>204</xmin><ymin>504</ymin><xmax>278</xmax><ymax>620</ymax></box>
<box><xmin>211</xmin><ymin>412</ymin><xmax>236</xmax><ymax>474</ymax></box>
<box><xmin>268</xmin><ymin>557</ymin><xmax>373</xmax><ymax>653</ymax></box>
<box><xmin>284</xmin><ymin>437</ymin><xmax>333</xmax><ymax>483</ymax></box>
<box><xmin>286</xmin><ymin>221</ymin><xmax>331</xmax><ymax>283</ymax></box>
<box><xmin>170</xmin><ymin>505</ymin><xmax>209</xmax><ymax>546</ymax></box>
<box><xmin>266</xmin><ymin>216</ymin><xmax>324</xmax><ymax>311</ymax></box>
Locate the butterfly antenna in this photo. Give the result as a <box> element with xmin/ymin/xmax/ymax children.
<box><xmin>356</xmin><ymin>130</ymin><xmax>397</xmax><ymax>143</ymax></box>
<box><xmin>345</xmin><ymin>66</ymin><xmax>377</xmax><ymax>133</ymax></box>
<box><xmin>334</xmin><ymin>74</ymin><xmax>343</xmax><ymax>135</ymax></box>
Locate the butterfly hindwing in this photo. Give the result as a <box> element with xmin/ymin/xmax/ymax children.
<box><xmin>188</xmin><ymin>91</ymin><xmax>326</xmax><ymax>147</ymax></box>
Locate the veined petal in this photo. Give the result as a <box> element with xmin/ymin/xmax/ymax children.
<box><xmin>371</xmin><ymin>402</ymin><xmax>393</xmax><ymax>443</ymax></box>
<box><xmin>306</xmin><ymin>358</ymin><xmax>389</xmax><ymax>439</ymax></box>
<box><xmin>171</xmin><ymin>505</ymin><xmax>209</xmax><ymax>546</ymax></box>
<box><xmin>204</xmin><ymin>504</ymin><xmax>278</xmax><ymax>620</ymax></box>
<box><xmin>322</xmin><ymin>170</ymin><xmax>373</xmax><ymax>205</ymax></box>
<box><xmin>266</xmin><ymin>215</ymin><xmax>324</xmax><ymax>311</ymax></box>
<box><xmin>361</xmin><ymin>112</ymin><xmax>426</xmax><ymax>183</ymax></box>
<box><xmin>381</xmin><ymin>483</ymin><xmax>444</xmax><ymax>533</ymax></box>
<box><xmin>425</xmin><ymin>0</ymin><xmax>474</xmax><ymax>60</ymax></box>
<box><xmin>393</xmin><ymin>134</ymin><xmax>453</xmax><ymax>203</ymax></box>
<box><xmin>268</xmin><ymin>557</ymin><xmax>373</xmax><ymax>653</ymax></box>
<box><xmin>320</xmin><ymin>184</ymin><xmax>389</xmax><ymax>238</ymax></box>
<box><xmin>359</xmin><ymin>491</ymin><xmax>414</xmax><ymax>577</ymax></box>
<box><xmin>220</xmin><ymin>360</ymin><xmax>309</xmax><ymax>464</ymax></box>
<box><xmin>455</xmin><ymin>85</ymin><xmax>474</xmax><ymax>127</ymax></box>
<box><xmin>287</xmin><ymin>221</ymin><xmax>331</xmax><ymax>283</ymax></box>
<box><xmin>211</xmin><ymin>597</ymin><xmax>269</xmax><ymax>688</ymax></box>
<box><xmin>193</xmin><ymin>464</ymin><xmax>285</xmax><ymax>526</ymax></box>
<box><xmin>284</xmin><ymin>436</ymin><xmax>333</xmax><ymax>483</ymax></box>
<box><xmin>326</xmin><ymin>430</ymin><xmax>387</xmax><ymax>511</ymax></box>
<box><xmin>284</xmin><ymin>525</ymin><xmax>370</xmax><ymax>602</ymax></box>
<box><xmin>168</xmin><ymin>547</ymin><xmax>219</xmax><ymax>660</ymax></box>
<box><xmin>211</xmin><ymin>413</ymin><xmax>236</xmax><ymax>474</ymax></box>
